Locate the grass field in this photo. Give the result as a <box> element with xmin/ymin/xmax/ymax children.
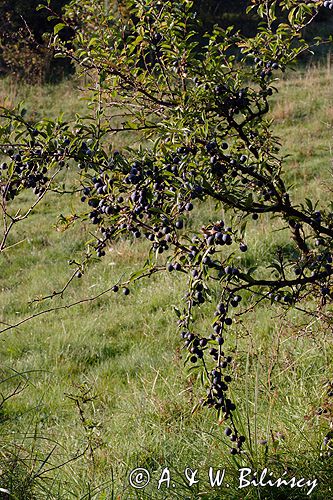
<box><xmin>0</xmin><ymin>64</ymin><xmax>333</xmax><ymax>499</ymax></box>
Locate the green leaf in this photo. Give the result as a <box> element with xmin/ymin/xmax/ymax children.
<box><xmin>305</xmin><ymin>198</ymin><xmax>313</xmax><ymax>211</ymax></box>
<box><xmin>129</xmin><ymin>269</ymin><xmax>146</xmax><ymax>282</ymax></box>
<box><xmin>54</xmin><ymin>23</ymin><xmax>66</xmax><ymax>35</ymax></box>
<box><xmin>173</xmin><ymin>306</ymin><xmax>181</xmax><ymax>318</ymax></box>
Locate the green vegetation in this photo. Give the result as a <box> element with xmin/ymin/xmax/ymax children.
<box><xmin>0</xmin><ymin>63</ymin><xmax>332</xmax><ymax>499</ymax></box>
<box><xmin>1</xmin><ymin>1</ymin><xmax>333</xmax><ymax>498</ymax></box>
<box><xmin>1</xmin><ymin>0</ymin><xmax>332</xmax><ymax>83</ymax></box>
<box><xmin>0</xmin><ymin>0</ymin><xmax>73</xmax><ymax>83</ymax></box>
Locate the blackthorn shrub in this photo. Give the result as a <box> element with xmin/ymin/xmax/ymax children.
<box><xmin>1</xmin><ymin>0</ymin><xmax>332</xmax><ymax>452</ymax></box>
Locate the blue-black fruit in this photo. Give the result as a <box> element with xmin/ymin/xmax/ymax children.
<box><xmin>203</xmin><ymin>256</ymin><xmax>212</xmax><ymax>266</ymax></box>
<box><xmin>217</xmin><ymin>302</ymin><xmax>225</xmax><ymax>314</ymax></box>
<box><xmin>207</xmin><ymin>235</ymin><xmax>215</xmax><ymax>246</ymax></box>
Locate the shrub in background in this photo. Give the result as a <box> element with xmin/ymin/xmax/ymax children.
<box><xmin>0</xmin><ymin>0</ymin><xmax>73</xmax><ymax>83</ymax></box>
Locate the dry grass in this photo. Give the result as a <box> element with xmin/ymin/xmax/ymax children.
<box><xmin>0</xmin><ymin>78</ymin><xmax>18</xmax><ymax>108</ymax></box>
<box><xmin>270</xmin><ymin>99</ymin><xmax>295</xmax><ymax>122</ymax></box>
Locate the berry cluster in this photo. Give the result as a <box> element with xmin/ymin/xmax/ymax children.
<box><xmin>214</xmin><ymin>86</ymin><xmax>250</xmax><ymax>115</ymax></box>
<box><xmin>1</xmin><ymin>148</ymin><xmax>51</xmax><ymax>200</ymax></box>
<box><xmin>254</xmin><ymin>58</ymin><xmax>279</xmax><ymax>79</ymax></box>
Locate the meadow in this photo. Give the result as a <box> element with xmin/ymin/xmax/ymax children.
<box><xmin>0</xmin><ymin>62</ymin><xmax>333</xmax><ymax>499</ymax></box>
